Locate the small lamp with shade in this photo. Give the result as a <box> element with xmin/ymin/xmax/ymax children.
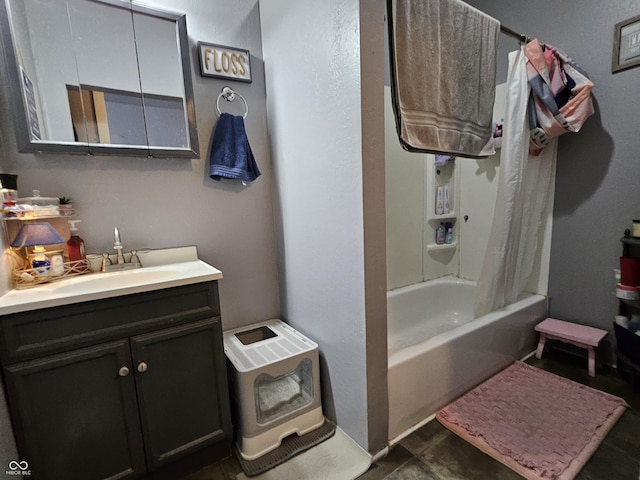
<box><xmin>11</xmin><ymin>222</ymin><xmax>65</xmax><ymax>277</ymax></box>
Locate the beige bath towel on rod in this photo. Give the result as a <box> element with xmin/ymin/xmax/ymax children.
<box><xmin>388</xmin><ymin>0</ymin><xmax>500</xmax><ymax>158</ymax></box>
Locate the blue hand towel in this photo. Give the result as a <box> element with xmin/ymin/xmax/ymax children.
<box><xmin>209</xmin><ymin>113</ymin><xmax>261</xmax><ymax>182</ymax></box>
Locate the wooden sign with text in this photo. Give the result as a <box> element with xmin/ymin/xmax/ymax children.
<box><xmin>198</xmin><ymin>42</ymin><xmax>252</xmax><ymax>83</ymax></box>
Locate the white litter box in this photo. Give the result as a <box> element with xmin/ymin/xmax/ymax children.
<box><xmin>223</xmin><ymin>319</ymin><xmax>324</xmax><ymax>460</ymax></box>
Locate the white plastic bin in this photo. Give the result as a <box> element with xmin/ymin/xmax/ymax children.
<box><xmin>223</xmin><ymin>319</ymin><xmax>324</xmax><ymax>460</ymax></box>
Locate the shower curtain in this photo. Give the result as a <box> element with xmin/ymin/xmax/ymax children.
<box><xmin>474</xmin><ymin>47</ymin><xmax>557</xmax><ymax>318</ymax></box>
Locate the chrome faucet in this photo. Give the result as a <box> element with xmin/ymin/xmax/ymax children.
<box><xmin>100</xmin><ymin>227</ymin><xmax>142</xmax><ymax>272</ymax></box>
<box><xmin>113</xmin><ymin>227</ymin><xmax>125</xmax><ymax>265</ymax></box>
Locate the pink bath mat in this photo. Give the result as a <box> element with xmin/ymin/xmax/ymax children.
<box><xmin>436</xmin><ymin>361</ymin><xmax>628</xmax><ymax>480</ymax></box>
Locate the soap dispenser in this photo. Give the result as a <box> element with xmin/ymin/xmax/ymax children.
<box><xmin>67</xmin><ymin>219</ymin><xmax>87</xmax><ymax>265</ymax></box>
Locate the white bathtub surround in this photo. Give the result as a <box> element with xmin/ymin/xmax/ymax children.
<box><xmin>474</xmin><ymin>47</ymin><xmax>557</xmax><ymax>318</ymax></box>
<box><xmin>387</xmin><ymin>276</ymin><xmax>547</xmax><ymax>441</ymax></box>
<box><xmin>385</xmin><ymin>81</ymin><xmax>556</xmax><ymax>292</ymax></box>
<box><xmin>384</xmin><ymin>86</ymin><xmax>425</xmax><ymax>290</ymax></box>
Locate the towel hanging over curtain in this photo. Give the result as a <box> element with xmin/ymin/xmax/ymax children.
<box><xmin>524</xmin><ymin>39</ymin><xmax>595</xmax><ymax>155</ymax></box>
<box><xmin>474</xmin><ymin>42</ymin><xmax>595</xmax><ymax>317</ymax></box>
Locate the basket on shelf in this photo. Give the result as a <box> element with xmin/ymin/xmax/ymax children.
<box><xmin>13</xmin><ymin>259</ymin><xmax>90</xmax><ymax>289</ymax></box>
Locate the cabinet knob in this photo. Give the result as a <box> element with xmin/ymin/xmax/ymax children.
<box><xmin>118</xmin><ymin>366</ymin><xmax>130</xmax><ymax>377</ymax></box>
<box><xmin>137</xmin><ymin>362</ymin><xmax>148</xmax><ymax>373</ymax></box>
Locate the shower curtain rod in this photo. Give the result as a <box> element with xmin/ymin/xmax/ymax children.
<box><xmin>500</xmin><ymin>25</ymin><xmax>531</xmax><ymax>44</ymax></box>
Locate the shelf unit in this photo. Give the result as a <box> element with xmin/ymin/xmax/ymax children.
<box><xmin>619</xmin><ymin>298</ymin><xmax>640</xmax><ymax>310</ymax></box>
<box><xmin>426</xmin><ymin>241</ymin><xmax>458</xmax><ymax>251</ymax></box>
<box><xmin>617</xmin><ymin>237</ymin><xmax>639</xmax><ymax>315</ymax></box>
<box><xmin>2</xmin><ymin>215</ymin><xmax>81</xmax><ymax>288</ymax></box>
<box><xmin>615</xmin><ymin>236</ymin><xmax>640</xmax><ymax>387</ymax></box>
<box><xmin>425</xmin><ymin>162</ymin><xmax>458</xmax><ymax>245</ymax></box>
<box><xmin>3</xmin><ymin>214</ymin><xmax>76</xmax><ymax>239</ymax></box>
<box><xmin>621</xmin><ymin>236</ymin><xmax>640</xmax><ymax>252</ymax></box>
<box><xmin>428</xmin><ymin>213</ymin><xmax>457</xmax><ymax>222</ymax></box>
<box><xmin>3</xmin><ymin>214</ymin><xmax>74</xmax><ymax>221</ymax></box>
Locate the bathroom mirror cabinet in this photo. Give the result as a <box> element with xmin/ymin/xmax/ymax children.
<box><xmin>0</xmin><ymin>0</ymin><xmax>199</xmax><ymax>157</ymax></box>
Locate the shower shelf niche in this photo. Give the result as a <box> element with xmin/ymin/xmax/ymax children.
<box><xmin>426</xmin><ymin>159</ymin><xmax>458</xmax><ymax>256</ymax></box>
<box><xmin>428</xmin><ymin>213</ymin><xmax>457</xmax><ymax>222</ymax></box>
<box><xmin>426</xmin><ymin>241</ymin><xmax>458</xmax><ymax>251</ymax></box>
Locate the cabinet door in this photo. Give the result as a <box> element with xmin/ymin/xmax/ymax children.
<box><xmin>3</xmin><ymin>340</ymin><xmax>146</xmax><ymax>480</ymax></box>
<box><xmin>130</xmin><ymin>318</ymin><xmax>231</xmax><ymax>470</ymax></box>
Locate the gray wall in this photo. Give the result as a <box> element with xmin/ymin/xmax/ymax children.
<box><xmin>466</xmin><ymin>0</ymin><xmax>640</xmax><ymax>353</ymax></box>
<box><xmin>0</xmin><ymin>0</ymin><xmax>279</xmax><ymax>465</ymax></box>
<box><xmin>0</xmin><ymin>0</ymin><xmax>280</xmax><ymax>330</ymax></box>
<box><xmin>1</xmin><ymin>0</ymin><xmax>387</xmax><ymax>457</ymax></box>
<box><xmin>260</xmin><ymin>0</ymin><xmax>388</xmax><ymax>453</ymax></box>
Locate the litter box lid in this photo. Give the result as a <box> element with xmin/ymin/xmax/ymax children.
<box><xmin>223</xmin><ymin>319</ymin><xmax>318</xmax><ymax>373</ymax></box>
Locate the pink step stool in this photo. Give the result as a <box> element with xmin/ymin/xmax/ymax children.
<box><xmin>535</xmin><ymin>318</ymin><xmax>608</xmax><ymax>377</ymax></box>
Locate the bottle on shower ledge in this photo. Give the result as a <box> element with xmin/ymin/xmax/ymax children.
<box><xmin>444</xmin><ymin>222</ymin><xmax>453</xmax><ymax>244</ymax></box>
<box><xmin>436</xmin><ymin>223</ymin><xmax>446</xmax><ymax>245</ymax></box>
<box><xmin>435</xmin><ymin>186</ymin><xmax>444</xmax><ymax>215</ymax></box>
<box><xmin>443</xmin><ymin>184</ymin><xmax>450</xmax><ymax>214</ymax></box>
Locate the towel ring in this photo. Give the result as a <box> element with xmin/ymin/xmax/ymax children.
<box><xmin>216</xmin><ymin>86</ymin><xmax>249</xmax><ymax>119</ymax></box>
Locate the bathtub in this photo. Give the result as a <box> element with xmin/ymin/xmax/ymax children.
<box><xmin>387</xmin><ymin>276</ymin><xmax>548</xmax><ymax>441</ymax></box>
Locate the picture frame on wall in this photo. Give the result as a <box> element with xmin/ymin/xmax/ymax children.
<box><xmin>612</xmin><ymin>13</ymin><xmax>640</xmax><ymax>73</ymax></box>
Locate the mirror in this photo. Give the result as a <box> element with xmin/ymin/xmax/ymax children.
<box><xmin>0</xmin><ymin>0</ymin><xmax>199</xmax><ymax>157</ymax></box>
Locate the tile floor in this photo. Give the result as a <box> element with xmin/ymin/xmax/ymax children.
<box><xmin>360</xmin><ymin>350</ymin><xmax>640</xmax><ymax>480</ymax></box>
<box><xmin>185</xmin><ymin>349</ymin><xmax>640</xmax><ymax>480</ymax></box>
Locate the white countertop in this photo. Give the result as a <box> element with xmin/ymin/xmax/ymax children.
<box><xmin>0</xmin><ymin>246</ymin><xmax>223</xmax><ymax>315</ymax></box>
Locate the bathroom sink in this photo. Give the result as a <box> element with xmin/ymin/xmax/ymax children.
<box><xmin>0</xmin><ymin>246</ymin><xmax>223</xmax><ymax>315</ymax></box>
<box><xmin>52</xmin><ymin>268</ymin><xmax>181</xmax><ymax>295</ymax></box>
